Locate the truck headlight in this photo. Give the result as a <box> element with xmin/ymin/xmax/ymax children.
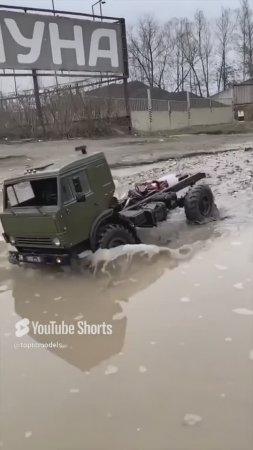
<box><xmin>53</xmin><ymin>237</ymin><xmax>61</xmax><ymax>247</ymax></box>
<box><xmin>9</xmin><ymin>236</ymin><xmax>16</xmax><ymax>245</ymax></box>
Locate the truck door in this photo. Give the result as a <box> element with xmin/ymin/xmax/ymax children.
<box><xmin>60</xmin><ymin>171</ymin><xmax>101</xmax><ymax>247</ymax></box>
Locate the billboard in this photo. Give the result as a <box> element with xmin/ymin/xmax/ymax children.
<box><xmin>0</xmin><ymin>11</ymin><xmax>125</xmax><ymax>74</ymax></box>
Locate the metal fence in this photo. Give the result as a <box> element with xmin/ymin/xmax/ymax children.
<box><xmin>128</xmin><ymin>98</ymin><xmax>187</xmax><ymax>112</ymax></box>
<box><xmin>0</xmin><ymin>85</ymin><xmax>232</xmax><ymax>139</ymax></box>
<box><xmin>0</xmin><ymin>88</ymin><xmax>128</xmax><ymax>139</ymax></box>
<box><xmin>129</xmin><ymin>98</ymin><xmax>148</xmax><ymax>111</ymax></box>
<box><xmin>129</xmin><ymin>97</ymin><xmax>229</xmax><ymax>112</ymax></box>
<box><xmin>128</xmin><ymin>98</ymin><xmax>189</xmax><ymax>112</ymax></box>
<box><xmin>190</xmin><ymin>97</ymin><xmax>227</xmax><ymax>109</ymax></box>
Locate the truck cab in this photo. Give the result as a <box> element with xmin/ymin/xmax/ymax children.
<box><xmin>0</xmin><ymin>151</ymin><xmax>116</xmax><ymax>265</ymax></box>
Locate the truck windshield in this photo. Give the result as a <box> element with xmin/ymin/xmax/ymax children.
<box><xmin>6</xmin><ymin>178</ymin><xmax>58</xmax><ymax>207</ymax></box>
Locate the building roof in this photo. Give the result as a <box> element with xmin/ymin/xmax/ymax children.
<box><xmin>86</xmin><ymin>81</ymin><xmax>200</xmax><ymax>101</ymax></box>
<box><xmin>210</xmin><ymin>87</ymin><xmax>233</xmax><ymax>97</ymax></box>
<box><xmin>86</xmin><ymin>81</ymin><xmax>225</xmax><ymax>107</ymax></box>
<box><xmin>235</xmin><ymin>78</ymin><xmax>253</xmax><ymax>86</ymax></box>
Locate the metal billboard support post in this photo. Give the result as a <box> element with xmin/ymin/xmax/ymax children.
<box><xmin>32</xmin><ymin>69</ymin><xmax>45</xmax><ymax>136</ymax></box>
<box><xmin>120</xmin><ymin>18</ymin><xmax>132</xmax><ymax>133</ymax></box>
<box><xmin>92</xmin><ymin>0</ymin><xmax>106</xmax><ymax>85</ymax></box>
<box><xmin>51</xmin><ymin>0</ymin><xmax>59</xmax><ymax>89</ymax></box>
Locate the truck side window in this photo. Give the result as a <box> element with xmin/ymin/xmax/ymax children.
<box><xmin>72</xmin><ymin>177</ymin><xmax>82</xmax><ymax>193</ymax></box>
<box><xmin>62</xmin><ymin>179</ymin><xmax>74</xmax><ymax>204</ymax></box>
<box><xmin>6</xmin><ymin>186</ymin><xmax>18</xmax><ymax>207</ymax></box>
<box><xmin>72</xmin><ymin>172</ymin><xmax>90</xmax><ymax>195</ymax></box>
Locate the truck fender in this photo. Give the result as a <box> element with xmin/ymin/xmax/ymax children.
<box><xmin>89</xmin><ymin>209</ymin><xmax>114</xmax><ymax>252</ymax></box>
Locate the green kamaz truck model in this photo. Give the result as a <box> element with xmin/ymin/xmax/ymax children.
<box><xmin>0</xmin><ymin>148</ymin><xmax>215</xmax><ymax>266</ymax></box>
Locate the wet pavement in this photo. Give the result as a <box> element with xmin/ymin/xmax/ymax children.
<box><xmin>1</xmin><ymin>132</ymin><xmax>253</xmax><ymax>173</ymax></box>
<box><xmin>0</xmin><ymin>143</ymin><xmax>253</xmax><ymax>450</ymax></box>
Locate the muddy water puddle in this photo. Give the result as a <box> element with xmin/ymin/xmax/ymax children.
<box><xmin>0</xmin><ymin>226</ymin><xmax>253</xmax><ymax>450</ymax></box>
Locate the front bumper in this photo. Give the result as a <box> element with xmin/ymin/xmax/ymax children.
<box><xmin>9</xmin><ymin>251</ymin><xmax>71</xmax><ymax>266</ymax></box>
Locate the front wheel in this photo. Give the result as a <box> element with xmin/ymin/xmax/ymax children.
<box><xmin>98</xmin><ymin>223</ymin><xmax>138</xmax><ymax>249</ymax></box>
<box><xmin>184</xmin><ymin>184</ymin><xmax>214</xmax><ymax>223</ymax></box>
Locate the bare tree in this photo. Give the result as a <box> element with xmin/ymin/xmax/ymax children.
<box><xmin>128</xmin><ymin>15</ymin><xmax>171</xmax><ymax>88</ymax></box>
<box><xmin>194</xmin><ymin>10</ymin><xmax>213</xmax><ymax>97</ymax></box>
<box><xmin>127</xmin><ymin>6</ymin><xmax>250</xmax><ymax>95</ymax></box>
<box><xmin>216</xmin><ymin>8</ymin><xmax>234</xmax><ymax>92</ymax></box>
<box><xmin>237</xmin><ymin>1</ymin><xmax>248</xmax><ymax>79</ymax></box>
<box><xmin>177</xmin><ymin>19</ymin><xmax>203</xmax><ymax>96</ymax></box>
<box><xmin>237</xmin><ymin>0</ymin><xmax>253</xmax><ymax>79</ymax></box>
<box><xmin>169</xmin><ymin>19</ymin><xmax>191</xmax><ymax>92</ymax></box>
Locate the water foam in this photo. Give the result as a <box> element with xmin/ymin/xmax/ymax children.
<box><xmin>82</xmin><ymin>243</ymin><xmax>192</xmax><ymax>277</ymax></box>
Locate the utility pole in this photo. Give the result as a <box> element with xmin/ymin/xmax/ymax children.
<box><xmin>92</xmin><ymin>1</ymin><xmax>106</xmax><ymax>85</ymax></box>
<box><xmin>121</xmin><ymin>18</ymin><xmax>132</xmax><ymax>133</ymax></box>
<box><xmin>52</xmin><ymin>0</ymin><xmax>59</xmax><ymax>89</ymax></box>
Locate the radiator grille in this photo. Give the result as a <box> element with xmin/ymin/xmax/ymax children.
<box><xmin>15</xmin><ymin>236</ymin><xmax>53</xmax><ymax>247</ymax></box>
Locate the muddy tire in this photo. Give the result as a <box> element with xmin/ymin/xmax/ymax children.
<box><xmin>98</xmin><ymin>223</ymin><xmax>137</xmax><ymax>249</ymax></box>
<box><xmin>184</xmin><ymin>184</ymin><xmax>214</xmax><ymax>223</ymax></box>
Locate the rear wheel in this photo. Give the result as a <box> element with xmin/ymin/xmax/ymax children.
<box><xmin>184</xmin><ymin>184</ymin><xmax>214</xmax><ymax>223</ymax></box>
<box><xmin>98</xmin><ymin>223</ymin><xmax>137</xmax><ymax>249</ymax></box>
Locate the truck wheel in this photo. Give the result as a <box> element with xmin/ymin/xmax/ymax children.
<box><xmin>184</xmin><ymin>184</ymin><xmax>214</xmax><ymax>223</ymax></box>
<box><xmin>98</xmin><ymin>223</ymin><xmax>137</xmax><ymax>249</ymax></box>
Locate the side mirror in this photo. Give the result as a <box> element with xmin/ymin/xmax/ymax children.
<box><xmin>76</xmin><ymin>193</ymin><xmax>86</xmax><ymax>202</ymax></box>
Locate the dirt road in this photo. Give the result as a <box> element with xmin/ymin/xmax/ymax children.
<box><xmin>0</xmin><ymin>135</ymin><xmax>252</xmax><ymax>450</ymax></box>
<box><xmin>0</xmin><ymin>131</ymin><xmax>253</xmax><ymax>170</ymax></box>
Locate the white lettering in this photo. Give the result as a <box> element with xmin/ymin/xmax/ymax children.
<box><xmin>32</xmin><ymin>321</ymin><xmax>39</xmax><ymax>334</ymax></box>
<box><xmin>4</xmin><ymin>19</ymin><xmax>45</xmax><ymax>64</ymax></box>
<box><xmin>89</xmin><ymin>28</ymin><xmax>118</xmax><ymax>68</ymax></box>
<box><xmin>49</xmin><ymin>23</ymin><xmax>85</xmax><ymax>66</ymax></box>
<box><xmin>0</xmin><ymin>26</ymin><xmax>6</xmax><ymax>63</ymax></box>
<box><xmin>77</xmin><ymin>321</ymin><xmax>113</xmax><ymax>335</ymax></box>
<box><xmin>106</xmin><ymin>324</ymin><xmax>113</xmax><ymax>335</ymax></box>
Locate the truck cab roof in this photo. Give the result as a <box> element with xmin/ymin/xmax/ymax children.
<box><xmin>4</xmin><ymin>152</ymin><xmax>106</xmax><ymax>185</ymax></box>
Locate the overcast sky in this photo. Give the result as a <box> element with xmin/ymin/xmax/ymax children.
<box><xmin>0</xmin><ymin>0</ymin><xmax>245</xmax><ymax>92</ymax></box>
<box><xmin>4</xmin><ymin>0</ymin><xmax>243</xmax><ymax>24</ymax></box>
